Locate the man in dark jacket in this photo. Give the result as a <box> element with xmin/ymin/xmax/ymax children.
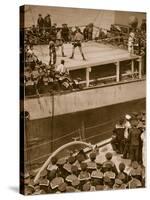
<box><xmin>44</xmin><ymin>14</ymin><xmax>51</xmax><ymax>33</ymax></box>
<box><xmin>128</xmin><ymin>120</ymin><xmax>142</xmax><ymax>162</ymax></box>
<box><xmin>37</xmin><ymin>14</ymin><xmax>44</xmax><ymax>35</ymax></box>
<box><xmin>83</xmin><ymin>26</ymin><xmax>89</xmax><ymax>41</ymax></box>
<box><xmin>61</xmin><ymin>24</ymin><xmax>70</xmax><ymax>43</ymax></box>
<box><xmin>111</xmin><ymin>118</ymin><xmax>125</xmax><ymax>154</ymax></box>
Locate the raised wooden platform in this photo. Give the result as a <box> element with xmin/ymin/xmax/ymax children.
<box><xmin>33</xmin><ymin>41</ymin><xmax>139</xmax><ymax>70</ymax></box>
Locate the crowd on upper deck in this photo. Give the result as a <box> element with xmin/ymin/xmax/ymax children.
<box><xmin>22</xmin><ymin>14</ymin><xmax>146</xmax><ymax>96</ymax></box>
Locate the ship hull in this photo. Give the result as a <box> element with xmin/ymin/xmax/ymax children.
<box><xmin>24</xmin><ymin>79</ymin><xmax>146</xmax><ymax>169</ymax></box>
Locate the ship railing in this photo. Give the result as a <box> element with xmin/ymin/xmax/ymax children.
<box><xmin>81</xmin><ymin>56</ymin><xmax>144</xmax><ymax>88</ymax></box>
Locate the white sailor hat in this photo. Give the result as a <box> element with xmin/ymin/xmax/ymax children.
<box><xmin>125</xmin><ymin>114</ymin><xmax>131</xmax><ymax>120</ymax></box>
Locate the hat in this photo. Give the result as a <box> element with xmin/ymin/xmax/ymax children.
<box><xmin>104</xmin><ymin>171</ymin><xmax>116</xmax><ymax>179</ymax></box>
<box><xmin>119</xmin><ymin>162</ymin><xmax>125</xmax><ymax>172</ymax></box>
<box><xmin>26</xmin><ymin>184</ymin><xmax>35</xmax><ymax>194</ymax></box>
<box><xmin>105</xmin><ymin>152</ymin><xmax>112</xmax><ymax>160</ymax></box>
<box><xmin>128</xmin><ymin>179</ymin><xmax>142</xmax><ymax>188</ymax></box>
<box><xmin>72</xmin><ymin>179</ymin><xmax>80</xmax><ymax>187</ymax></box>
<box><xmin>58</xmin><ymin>182</ymin><xmax>67</xmax><ymax>192</ymax></box>
<box><xmin>79</xmin><ymin>171</ymin><xmax>90</xmax><ymax>181</ymax></box>
<box><xmin>57</xmin><ymin>158</ymin><xmax>66</xmax><ymax>166</ymax></box>
<box><xmin>39</xmin><ymin>179</ymin><xmax>49</xmax><ymax>187</ymax></box>
<box><xmin>125</xmin><ymin>114</ymin><xmax>131</xmax><ymax>120</ymax></box>
<box><xmin>82</xmin><ymin>182</ymin><xmax>91</xmax><ymax>191</ymax></box>
<box><xmin>91</xmin><ymin>170</ymin><xmax>103</xmax><ymax>179</ymax></box>
<box><xmin>115</xmin><ymin>178</ymin><xmax>123</xmax><ymax>185</ymax></box>
<box><xmin>63</xmin><ymin>163</ymin><xmax>72</xmax><ymax>173</ymax></box>
<box><xmin>66</xmin><ymin>174</ymin><xmax>78</xmax><ymax>183</ymax></box>
<box><xmin>50</xmin><ymin>177</ymin><xmax>64</xmax><ymax>189</ymax></box>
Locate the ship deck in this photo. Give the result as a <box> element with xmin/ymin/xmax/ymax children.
<box><xmin>33</xmin><ymin>41</ymin><xmax>139</xmax><ymax>70</ymax></box>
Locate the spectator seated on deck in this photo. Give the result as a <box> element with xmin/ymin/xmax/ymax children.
<box><xmin>24</xmin><ymin>52</ymin><xmax>83</xmax><ymax>95</ymax></box>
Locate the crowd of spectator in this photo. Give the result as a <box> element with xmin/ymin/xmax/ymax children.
<box><xmin>111</xmin><ymin>111</ymin><xmax>146</xmax><ymax>167</ymax></box>
<box><xmin>23</xmin><ymin>15</ymin><xmax>147</xmax><ymax>97</ymax></box>
<box><xmin>23</xmin><ymin>110</ymin><xmax>146</xmax><ymax>195</ymax></box>
<box><xmin>23</xmin><ymin>142</ymin><xmax>145</xmax><ymax>195</ymax></box>
<box><xmin>24</xmin><ymin>45</ymin><xmax>82</xmax><ymax>96</ymax></box>
<box><xmin>25</xmin><ymin>13</ymin><xmax>95</xmax><ymax>45</ymax></box>
<box><xmin>24</xmin><ymin>13</ymin><xmax>146</xmax><ymax>58</ymax></box>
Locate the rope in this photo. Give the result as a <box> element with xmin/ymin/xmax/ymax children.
<box><xmin>86</xmin><ymin>128</ymin><xmax>112</xmax><ymax>140</ymax></box>
<box><xmin>85</xmin><ymin>119</ymin><xmax>114</xmax><ymax>131</ymax></box>
<box><xmin>25</xmin><ymin>129</ymin><xmax>79</xmax><ymax>151</ymax></box>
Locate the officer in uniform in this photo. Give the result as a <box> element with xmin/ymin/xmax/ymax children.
<box><xmin>128</xmin><ymin>120</ymin><xmax>141</xmax><ymax>162</ymax></box>
<box><xmin>70</xmin><ymin>27</ymin><xmax>86</xmax><ymax>60</ymax></box>
<box><xmin>111</xmin><ymin>118</ymin><xmax>125</xmax><ymax>154</ymax></box>
<box><xmin>122</xmin><ymin>114</ymin><xmax>131</xmax><ymax>159</ymax></box>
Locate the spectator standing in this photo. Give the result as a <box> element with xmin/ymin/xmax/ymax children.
<box><xmin>37</xmin><ymin>14</ymin><xmax>44</xmax><ymax>35</ymax></box>
<box><xmin>61</xmin><ymin>24</ymin><xmax>70</xmax><ymax>43</ymax></box>
<box><xmin>122</xmin><ymin>114</ymin><xmax>131</xmax><ymax>159</ymax></box>
<box><xmin>128</xmin><ymin>119</ymin><xmax>141</xmax><ymax>162</ymax></box>
<box><xmin>83</xmin><ymin>26</ymin><xmax>89</xmax><ymax>41</ymax></box>
<box><xmin>44</xmin><ymin>14</ymin><xmax>51</xmax><ymax>33</ymax></box>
